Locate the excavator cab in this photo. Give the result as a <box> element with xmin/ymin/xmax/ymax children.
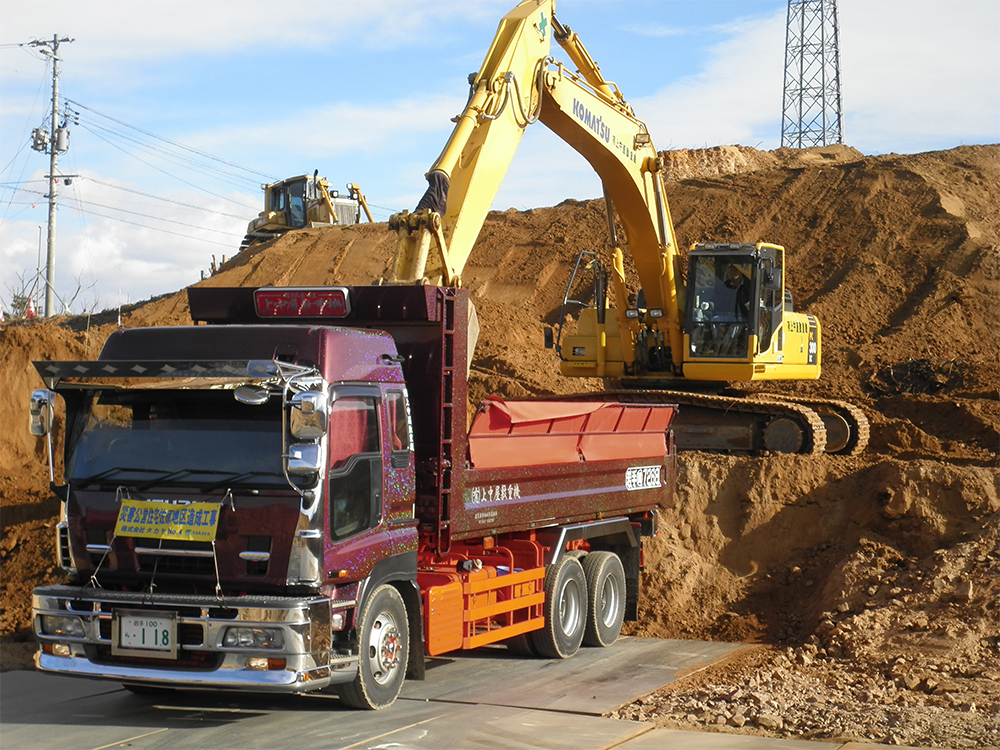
<box><xmin>681</xmin><ymin>242</ymin><xmax>819</xmax><ymax>382</ymax></box>
<box><xmin>685</xmin><ymin>244</ymin><xmax>780</xmax><ymax>361</ymax></box>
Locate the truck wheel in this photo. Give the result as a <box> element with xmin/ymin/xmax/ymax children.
<box><xmin>337</xmin><ymin>584</ymin><xmax>409</xmax><ymax>710</ymax></box>
<box><xmin>531</xmin><ymin>556</ymin><xmax>587</xmax><ymax>659</ymax></box>
<box><xmin>582</xmin><ymin>551</ymin><xmax>626</xmax><ymax>647</ymax></box>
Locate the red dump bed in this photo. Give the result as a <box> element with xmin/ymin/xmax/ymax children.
<box><xmin>469</xmin><ymin>397</ymin><xmax>674</xmax><ymax>468</ymax></box>
<box><xmin>448</xmin><ymin>397</ymin><xmax>678</xmax><ymax>540</ymax></box>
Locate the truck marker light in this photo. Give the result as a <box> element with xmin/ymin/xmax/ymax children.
<box><xmin>331</xmin><ymin>613</ymin><xmax>345</xmax><ymax>631</ymax></box>
<box><xmin>253</xmin><ymin>287</ymin><xmax>350</xmax><ymax>318</ymax></box>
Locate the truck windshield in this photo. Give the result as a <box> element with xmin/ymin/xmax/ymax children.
<box><xmin>65</xmin><ymin>389</ymin><xmax>285</xmax><ymax>488</ymax></box>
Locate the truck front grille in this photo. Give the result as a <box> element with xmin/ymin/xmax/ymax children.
<box><xmin>137</xmin><ymin>555</ymin><xmax>215</xmax><ymax>576</ymax></box>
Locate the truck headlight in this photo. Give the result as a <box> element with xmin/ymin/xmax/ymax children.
<box><xmin>222</xmin><ymin>627</ymin><xmax>283</xmax><ymax>649</ymax></box>
<box><xmin>41</xmin><ymin>615</ymin><xmax>85</xmax><ymax>639</ymax></box>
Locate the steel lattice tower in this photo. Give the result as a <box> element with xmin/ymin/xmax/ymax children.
<box><xmin>781</xmin><ymin>0</ymin><xmax>843</xmax><ymax>148</ymax></box>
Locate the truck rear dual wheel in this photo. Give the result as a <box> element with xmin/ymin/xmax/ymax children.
<box><xmin>531</xmin><ymin>556</ymin><xmax>587</xmax><ymax>659</ymax></box>
<box><xmin>581</xmin><ymin>551</ymin><xmax>626</xmax><ymax>647</ymax></box>
<box><xmin>337</xmin><ymin>584</ymin><xmax>409</xmax><ymax>710</ymax></box>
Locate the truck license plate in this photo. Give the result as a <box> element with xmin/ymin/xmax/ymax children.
<box><xmin>112</xmin><ymin>610</ymin><xmax>178</xmax><ymax>659</ymax></box>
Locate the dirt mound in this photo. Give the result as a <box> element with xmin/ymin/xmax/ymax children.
<box><xmin>2</xmin><ymin>144</ymin><xmax>998</xmax><ymax>744</ymax></box>
<box><xmin>659</xmin><ymin>143</ymin><xmax>865</xmax><ymax>181</ymax></box>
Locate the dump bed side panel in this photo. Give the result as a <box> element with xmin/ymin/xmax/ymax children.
<box><xmin>452</xmin><ymin>398</ymin><xmax>677</xmax><ymax>539</ymax></box>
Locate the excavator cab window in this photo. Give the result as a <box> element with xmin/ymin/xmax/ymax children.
<box><xmin>757</xmin><ymin>257</ymin><xmax>783</xmax><ymax>354</ymax></box>
<box><xmin>686</xmin><ymin>255</ymin><xmax>756</xmax><ymax>359</ymax></box>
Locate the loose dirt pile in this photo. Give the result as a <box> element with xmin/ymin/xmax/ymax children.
<box><xmin>2</xmin><ymin>144</ymin><xmax>997</xmax><ymax>747</ymax></box>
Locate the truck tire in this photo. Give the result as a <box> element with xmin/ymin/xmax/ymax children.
<box><xmin>531</xmin><ymin>556</ymin><xmax>587</xmax><ymax>659</ymax></box>
<box><xmin>505</xmin><ymin>633</ymin><xmax>537</xmax><ymax>656</ymax></box>
<box><xmin>337</xmin><ymin>584</ymin><xmax>409</xmax><ymax>710</ymax></box>
<box><xmin>581</xmin><ymin>551</ymin><xmax>626</xmax><ymax>647</ymax></box>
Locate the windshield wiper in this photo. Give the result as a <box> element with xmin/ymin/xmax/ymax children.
<box><xmin>200</xmin><ymin>470</ymin><xmax>287</xmax><ymax>493</ymax></box>
<box><xmin>73</xmin><ymin>467</ymin><xmax>172</xmax><ymax>488</ymax></box>
<box><xmin>132</xmin><ymin>468</ymin><xmax>243</xmax><ymax>492</ymax></box>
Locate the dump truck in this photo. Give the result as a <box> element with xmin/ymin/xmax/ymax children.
<box><xmin>30</xmin><ymin>284</ymin><xmax>676</xmax><ymax>709</ymax></box>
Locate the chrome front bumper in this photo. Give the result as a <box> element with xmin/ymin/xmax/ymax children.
<box><xmin>33</xmin><ymin>584</ymin><xmax>357</xmax><ymax>692</ymax></box>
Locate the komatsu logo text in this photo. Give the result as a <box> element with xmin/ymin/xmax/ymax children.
<box><xmin>572</xmin><ymin>99</ymin><xmax>638</xmax><ymax>163</ymax></box>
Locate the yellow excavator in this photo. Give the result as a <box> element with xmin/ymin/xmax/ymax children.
<box><xmin>241</xmin><ymin>173</ymin><xmax>373</xmax><ymax>250</ymax></box>
<box><xmin>387</xmin><ymin>0</ymin><xmax>867</xmax><ymax>455</ymax></box>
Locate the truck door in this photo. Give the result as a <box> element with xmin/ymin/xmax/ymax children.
<box><xmin>326</xmin><ymin>390</ymin><xmax>382</xmax><ymax>540</ymax></box>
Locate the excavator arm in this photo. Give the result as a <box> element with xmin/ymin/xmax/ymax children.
<box><xmin>388</xmin><ymin>0</ymin><xmax>553</xmax><ymax>286</ymax></box>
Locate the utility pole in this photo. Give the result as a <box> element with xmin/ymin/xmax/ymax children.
<box><xmin>29</xmin><ymin>35</ymin><xmax>74</xmax><ymax>318</ymax></box>
<box><xmin>781</xmin><ymin>0</ymin><xmax>843</xmax><ymax>148</ymax></box>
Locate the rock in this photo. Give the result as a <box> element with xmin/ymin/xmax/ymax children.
<box><xmin>729</xmin><ymin>713</ymin><xmax>747</xmax><ymax>727</ymax></box>
<box><xmin>954</xmin><ymin>579</ymin><xmax>974</xmax><ymax>602</ymax></box>
<box><xmin>933</xmin><ymin>680</ymin><xmax>962</xmax><ymax>694</ymax></box>
<box><xmin>756</xmin><ymin>713</ymin><xmax>783</xmax><ymax>730</ymax></box>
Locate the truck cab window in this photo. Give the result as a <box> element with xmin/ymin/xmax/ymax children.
<box><xmin>328</xmin><ymin>396</ymin><xmax>381</xmax><ymax>540</ymax></box>
<box><xmin>385</xmin><ymin>391</ymin><xmax>410</xmax><ymax>452</ymax></box>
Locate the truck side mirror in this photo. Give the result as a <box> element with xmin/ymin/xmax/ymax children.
<box><xmin>290</xmin><ymin>391</ymin><xmax>328</xmax><ymax>440</ymax></box>
<box><xmin>234</xmin><ymin>385</ymin><xmax>271</xmax><ymax>405</ymax></box>
<box><xmin>29</xmin><ymin>390</ymin><xmax>54</xmax><ymax>437</ymax></box>
<box><xmin>285</xmin><ymin>443</ymin><xmax>322</xmax><ymax>474</ymax></box>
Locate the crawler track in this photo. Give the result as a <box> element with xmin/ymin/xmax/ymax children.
<box><xmin>752</xmin><ymin>394</ymin><xmax>870</xmax><ymax>456</ymax></box>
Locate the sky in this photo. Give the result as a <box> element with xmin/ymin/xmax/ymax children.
<box><xmin>1</xmin><ymin>0</ymin><xmax>997</xmax><ymax>316</ymax></box>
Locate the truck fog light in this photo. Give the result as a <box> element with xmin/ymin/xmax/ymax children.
<box><xmin>247</xmin><ymin>657</ymin><xmax>268</xmax><ymax>670</ymax></box>
<box><xmin>223</xmin><ymin>626</ymin><xmax>283</xmax><ymax>649</ymax></box>
<box><xmin>52</xmin><ymin>643</ymin><xmax>71</xmax><ymax>657</ymax></box>
<box><xmin>331</xmin><ymin>613</ymin><xmax>345</xmax><ymax>631</ymax></box>
<box><xmin>41</xmin><ymin>615</ymin><xmax>85</xmax><ymax>639</ymax></box>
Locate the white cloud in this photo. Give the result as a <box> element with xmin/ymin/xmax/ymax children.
<box><xmin>632</xmin><ymin>12</ymin><xmax>786</xmax><ymax>150</ymax></box>
<box><xmin>0</xmin><ymin>172</ymin><xmax>252</xmax><ymax>312</ymax></box>
<box><xmin>839</xmin><ymin>0</ymin><xmax>1000</xmax><ymax>152</ymax></box>
<box><xmin>6</xmin><ymin>1</ymin><xmax>512</xmax><ymax>68</ymax></box>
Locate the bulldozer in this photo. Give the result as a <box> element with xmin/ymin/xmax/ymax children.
<box><xmin>240</xmin><ymin>173</ymin><xmax>372</xmax><ymax>250</ymax></box>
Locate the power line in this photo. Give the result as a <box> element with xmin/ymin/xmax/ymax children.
<box><xmin>16</xmin><ymin>188</ymin><xmax>243</xmax><ymax>236</ymax></box>
<box><xmin>62</xmin><ymin>205</ymin><xmax>241</xmax><ymax>247</ymax></box>
<box><xmin>85</xmin><ymin>177</ymin><xmax>255</xmax><ymax>218</ymax></box>
<box><xmin>75</xmin><ymin>118</ymin><xmax>263</xmax><ymax>190</ymax></box>
<box><xmin>80</xmin><ymin>123</ymin><xmax>257</xmax><ymax>209</ymax></box>
<box><xmin>65</xmin><ymin>98</ymin><xmax>277</xmax><ymax>181</ymax></box>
